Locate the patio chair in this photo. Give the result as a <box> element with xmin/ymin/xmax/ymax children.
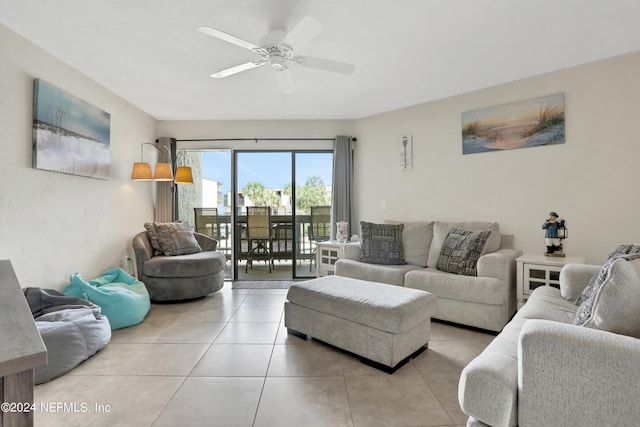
<box><xmin>246</xmin><ymin>206</ymin><xmax>274</xmax><ymax>273</ymax></box>
<box><xmin>194</xmin><ymin>207</ymin><xmax>221</xmax><ymax>239</ymax></box>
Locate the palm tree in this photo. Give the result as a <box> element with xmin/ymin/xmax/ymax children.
<box><xmin>242</xmin><ymin>181</ymin><xmax>279</xmax><ymax>209</ymax></box>
<box><xmin>296</xmin><ymin>176</ymin><xmax>330</xmax><ymax>213</ymax></box>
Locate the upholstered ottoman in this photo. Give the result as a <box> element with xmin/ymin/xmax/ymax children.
<box><xmin>285</xmin><ymin>276</ymin><xmax>436</xmax><ymax>372</ymax></box>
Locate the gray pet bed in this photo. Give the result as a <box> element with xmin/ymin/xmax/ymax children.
<box><xmin>24</xmin><ymin>287</ymin><xmax>111</xmax><ymax>384</ymax></box>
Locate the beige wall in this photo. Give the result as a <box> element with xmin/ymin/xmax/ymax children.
<box><xmin>0</xmin><ymin>24</ymin><xmax>157</xmax><ymax>287</ymax></box>
<box><xmin>351</xmin><ymin>51</ymin><xmax>640</xmax><ymax>264</ymax></box>
<box><xmin>159</xmin><ymin>52</ymin><xmax>640</xmax><ymax>264</ymax></box>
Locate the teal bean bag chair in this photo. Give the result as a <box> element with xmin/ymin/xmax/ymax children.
<box><xmin>63</xmin><ymin>268</ymin><xmax>150</xmax><ymax>330</ymax></box>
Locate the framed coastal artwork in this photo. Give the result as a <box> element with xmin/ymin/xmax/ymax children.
<box><xmin>33</xmin><ymin>79</ymin><xmax>111</xmax><ymax>179</ymax></box>
<box><xmin>461</xmin><ymin>93</ymin><xmax>565</xmax><ymax>155</ymax></box>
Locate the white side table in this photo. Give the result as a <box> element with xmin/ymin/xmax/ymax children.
<box><xmin>316</xmin><ymin>241</ymin><xmax>351</xmax><ymax>277</ymax></box>
<box><xmin>516</xmin><ymin>253</ymin><xmax>585</xmax><ymax>309</ymax></box>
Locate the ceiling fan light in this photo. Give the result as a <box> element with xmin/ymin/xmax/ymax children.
<box><xmin>270</xmin><ymin>54</ymin><xmax>286</xmax><ymax>70</ymax></box>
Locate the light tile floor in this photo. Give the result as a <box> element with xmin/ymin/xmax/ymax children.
<box><xmin>34</xmin><ymin>282</ymin><xmax>494</xmax><ymax>426</ymax></box>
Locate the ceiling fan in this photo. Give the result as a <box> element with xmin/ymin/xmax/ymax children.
<box><xmin>198</xmin><ymin>16</ymin><xmax>355</xmax><ymax>92</ymax></box>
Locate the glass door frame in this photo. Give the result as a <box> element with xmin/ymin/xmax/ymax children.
<box><xmin>232</xmin><ymin>149</ymin><xmax>332</xmax><ymax>280</ymax></box>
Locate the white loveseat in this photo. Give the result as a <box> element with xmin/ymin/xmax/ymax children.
<box><xmin>458</xmin><ymin>260</ymin><xmax>640</xmax><ymax>427</ymax></box>
<box><xmin>334</xmin><ymin>221</ymin><xmax>522</xmax><ymax>332</ymax></box>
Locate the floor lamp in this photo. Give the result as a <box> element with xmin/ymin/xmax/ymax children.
<box><xmin>131</xmin><ymin>142</ymin><xmax>194</xmax><ymax>222</ymax></box>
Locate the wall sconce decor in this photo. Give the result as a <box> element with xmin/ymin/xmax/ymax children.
<box><xmin>401</xmin><ymin>134</ymin><xmax>412</xmax><ymax>170</ymax></box>
<box><xmin>131</xmin><ymin>142</ymin><xmax>193</xmax><ymax>184</ymax></box>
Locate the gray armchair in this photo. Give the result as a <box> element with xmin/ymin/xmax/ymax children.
<box><xmin>132</xmin><ymin>231</ymin><xmax>225</xmax><ymax>301</ymax></box>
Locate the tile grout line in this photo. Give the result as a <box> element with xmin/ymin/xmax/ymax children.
<box><xmin>150</xmin><ymin>290</ymin><xmax>249</xmax><ymax>426</ymax></box>
<box><xmin>249</xmin><ymin>304</ymin><xmax>283</xmax><ymax>427</ymax></box>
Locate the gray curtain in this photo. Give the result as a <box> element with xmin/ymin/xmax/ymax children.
<box><xmin>331</xmin><ymin>135</ymin><xmax>354</xmax><ymax>239</ymax></box>
<box><xmin>154</xmin><ymin>137</ymin><xmax>174</xmax><ymax>222</ymax></box>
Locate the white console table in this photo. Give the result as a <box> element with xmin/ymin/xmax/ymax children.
<box><xmin>516</xmin><ymin>253</ymin><xmax>585</xmax><ymax>309</ymax></box>
<box><xmin>0</xmin><ymin>260</ymin><xmax>47</xmax><ymax>427</ymax></box>
<box><xmin>316</xmin><ymin>241</ymin><xmax>353</xmax><ymax>277</ymax></box>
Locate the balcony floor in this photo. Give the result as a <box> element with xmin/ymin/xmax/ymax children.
<box><xmin>228</xmin><ymin>260</ymin><xmax>318</xmax><ymax>281</ymax></box>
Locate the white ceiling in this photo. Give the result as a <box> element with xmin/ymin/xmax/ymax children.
<box><xmin>2</xmin><ymin>0</ymin><xmax>640</xmax><ymax>120</ymax></box>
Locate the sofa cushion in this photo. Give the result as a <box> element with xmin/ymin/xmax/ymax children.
<box><xmin>384</xmin><ymin>220</ymin><xmax>434</xmax><ymax>267</ymax></box>
<box><xmin>427</xmin><ymin>221</ymin><xmax>501</xmax><ymax>268</ymax></box>
<box><xmin>574</xmin><ymin>256</ymin><xmax>640</xmax><ymax>338</ymax></box>
<box><xmin>359</xmin><ymin>221</ymin><xmax>405</xmax><ymax>265</ymax></box>
<box><xmin>405</xmin><ymin>268</ymin><xmax>507</xmax><ymax>306</ymax></box>
<box><xmin>436</xmin><ymin>228</ymin><xmax>490</xmax><ymax>276</ymax></box>
<box><xmin>143</xmin><ymin>250</ymin><xmax>226</xmax><ymax>278</ymax></box>
<box><xmin>155</xmin><ymin>222</ymin><xmax>202</xmax><ymax>256</ymax></box>
<box><xmin>335</xmin><ymin>258</ymin><xmax>423</xmax><ymax>286</ymax></box>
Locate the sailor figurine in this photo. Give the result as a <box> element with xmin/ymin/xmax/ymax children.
<box><xmin>542</xmin><ymin>211</ymin><xmax>566</xmax><ymax>256</ymax></box>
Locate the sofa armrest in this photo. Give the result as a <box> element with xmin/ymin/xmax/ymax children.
<box><xmin>559</xmin><ymin>263</ymin><xmax>600</xmax><ymax>301</ymax></box>
<box><xmin>518</xmin><ymin>319</ymin><xmax>640</xmax><ymax>427</ymax></box>
<box><xmin>477</xmin><ymin>248</ymin><xmax>522</xmax><ymax>283</ymax></box>
<box><xmin>132</xmin><ymin>232</ymin><xmax>153</xmax><ymax>280</ymax></box>
<box><xmin>459</xmin><ymin>350</ymin><xmax>519</xmax><ymax>427</ymax></box>
<box><xmin>194</xmin><ymin>232</ymin><xmax>218</xmax><ymax>252</ymax></box>
<box><xmin>342</xmin><ymin>242</ymin><xmax>361</xmax><ymax>260</ymax></box>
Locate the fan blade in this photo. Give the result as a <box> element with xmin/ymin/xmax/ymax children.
<box><xmin>211</xmin><ymin>60</ymin><xmax>268</xmax><ymax>78</ymax></box>
<box><xmin>292</xmin><ymin>56</ymin><xmax>355</xmax><ymax>75</ymax></box>
<box><xmin>280</xmin><ymin>16</ymin><xmax>323</xmax><ymax>51</ymax></box>
<box><xmin>273</xmin><ymin>69</ymin><xmax>296</xmax><ymax>94</ymax></box>
<box><xmin>198</xmin><ymin>26</ymin><xmax>267</xmax><ymax>55</ymax></box>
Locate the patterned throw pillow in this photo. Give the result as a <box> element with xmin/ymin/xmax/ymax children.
<box><xmin>144</xmin><ymin>222</ymin><xmax>163</xmax><ymax>255</ymax></box>
<box><xmin>574</xmin><ymin>255</ymin><xmax>640</xmax><ymax>338</ymax></box>
<box><xmin>575</xmin><ymin>244</ymin><xmax>640</xmax><ymax>305</ymax></box>
<box><xmin>359</xmin><ymin>221</ymin><xmax>405</xmax><ymax>265</ymax></box>
<box><xmin>154</xmin><ymin>222</ymin><xmax>202</xmax><ymax>256</ymax></box>
<box><xmin>436</xmin><ymin>228</ymin><xmax>490</xmax><ymax>276</ymax></box>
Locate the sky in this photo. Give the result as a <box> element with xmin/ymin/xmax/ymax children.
<box><xmin>34</xmin><ymin>79</ymin><xmax>111</xmax><ymax>144</ymax></box>
<box><xmin>201</xmin><ymin>151</ymin><xmax>333</xmax><ymax>195</ymax></box>
<box><xmin>461</xmin><ymin>93</ymin><xmax>565</xmax><ymax>127</ymax></box>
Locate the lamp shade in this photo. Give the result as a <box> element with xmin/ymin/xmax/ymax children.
<box><xmin>174</xmin><ymin>166</ymin><xmax>194</xmax><ymax>184</ymax></box>
<box><xmin>153</xmin><ymin>163</ymin><xmax>174</xmax><ymax>181</ymax></box>
<box><xmin>131</xmin><ymin>162</ymin><xmax>153</xmax><ymax>180</ymax></box>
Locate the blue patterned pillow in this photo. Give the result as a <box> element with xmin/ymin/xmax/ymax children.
<box><xmin>359</xmin><ymin>221</ymin><xmax>405</xmax><ymax>265</ymax></box>
<box><xmin>575</xmin><ymin>244</ymin><xmax>640</xmax><ymax>305</ymax></box>
<box><xmin>436</xmin><ymin>228</ymin><xmax>490</xmax><ymax>276</ymax></box>
<box><xmin>574</xmin><ymin>255</ymin><xmax>640</xmax><ymax>338</ymax></box>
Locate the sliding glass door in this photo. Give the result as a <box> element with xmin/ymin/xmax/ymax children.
<box><xmin>177</xmin><ymin>148</ymin><xmax>333</xmax><ymax>281</ymax></box>
<box><xmin>235</xmin><ymin>150</ymin><xmax>333</xmax><ymax>280</ymax></box>
<box><xmin>294</xmin><ymin>152</ymin><xmax>333</xmax><ymax>277</ymax></box>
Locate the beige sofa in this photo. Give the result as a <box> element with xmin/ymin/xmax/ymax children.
<box><xmin>459</xmin><ymin>261</ymin><xmax>640</xmax><ymax>426</ymax></box>
<box><xmin>334</xmin><ymin>221</ymin><xmax>522</xmax><ymax>332</ymax></box>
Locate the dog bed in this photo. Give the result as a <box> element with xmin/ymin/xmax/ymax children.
<box><xmin>63</xmin><ymin>268</ymin><xmax>150</xmax><ymax>330</ymax></box>
<box><xmin>23</xmin><ymin>287</ymin><xmax>111</xmax><ymax>384</ymax></box>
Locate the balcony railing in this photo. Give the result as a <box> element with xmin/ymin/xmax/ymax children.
<box><xmin>209</xmin><ymin>214</ymin><xmax>315</xmax><ymax>263</ymax></box>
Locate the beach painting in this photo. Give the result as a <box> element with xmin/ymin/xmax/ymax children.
<box><xmin>33</xmin><ymin>79</ymin><xmax>110</xmax><ymax>179</ymax></box>
<box><xmin>461</xmin><ymin>93</ymin><xmax>565</xmax><ymax>155</ymax></box>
